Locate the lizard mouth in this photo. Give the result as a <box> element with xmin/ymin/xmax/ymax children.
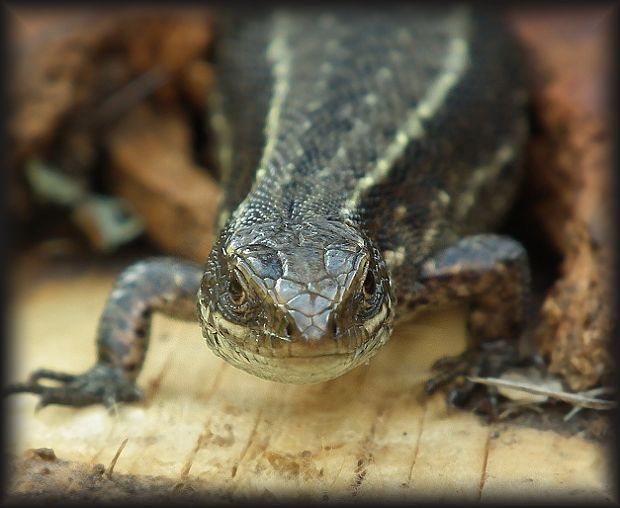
<box><xmin>201</xmin><ymin>321</ymin><xmax>392</xmax><ymax>383</ymax></box>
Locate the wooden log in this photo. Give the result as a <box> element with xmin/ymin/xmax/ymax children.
<box><xmin>6</xmin><ymin>258</ymin><xmax>612</xmax><ymax>502</ymax></box>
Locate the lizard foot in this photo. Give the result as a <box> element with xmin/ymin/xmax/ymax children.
<box><xmin>4</xmin><ymin>364</ymin><xmax>143</xmax><ymax>410</ymax></box>
<box><xmin>424</xmin><ymin>340</ymin><xmax>527</xmax><ymax>418</ymax></box>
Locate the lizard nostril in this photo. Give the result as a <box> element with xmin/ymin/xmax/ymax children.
<box><xmin>285</xmin><ymin>322</ymin><xmax>295</xmax><ymax>338</ymax></box>
<box><xmin>331</xmin><ymin>319</ymin><xmax>339</xmax><ymax>337</ymax></box>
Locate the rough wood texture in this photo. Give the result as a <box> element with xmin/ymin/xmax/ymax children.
<box><xmin>6</xmin><ymin>259</ymin><xmax>613</xmax><ymax>502</ymax></box>
<box><xmin>510</xmin><ymin>8</ymin><xmax>614</xmax><ymax>390</ymax></box>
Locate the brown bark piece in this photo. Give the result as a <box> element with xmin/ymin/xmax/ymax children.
<box><xmin>9</xmin><ymin>7</ymin><xmax>214</xmax><ymax>222</ymax></box>
<box><xmin>10</xmin><ymin>7</ymin><xmax>213</xmax><ymax>163</ymax></box>
<box><xmin>10</xmin><ymin>10</ymin><xmax>112</xmax><ymax>167</ymax></box>
<box><xmin>510</xmin><ymin>9</ymin><xmax>614</xmax><ymax>390</ymax></box>
<box><xmin>106</xmin><ymin>105</ymin><xmax>220</xmax><ymax>263</ymax></box>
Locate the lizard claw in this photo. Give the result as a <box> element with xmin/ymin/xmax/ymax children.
<box><xmin>5</xmin><ymin>364</ymin><xmax>143</xmax><ymax>410</ymax></box>
<box><xmin>425</xmin><ymin>340</ymin><xmax>526</xmax><ymax>418</ymax></box>
<box><xmin>29</xmin><ymin>369</ymin><xmax>78</xmax><ymax>385</ymax></box>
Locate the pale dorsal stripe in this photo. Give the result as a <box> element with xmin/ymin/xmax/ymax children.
<box><xmin>341</xmin><ymin>8</ymin><xmax>471</xmax><ymax>218</ymax></box>
<box><xmin>454</xmin><ymin>141</ymin><xmax>516</xmax><ymax>221</ymax></box>
<box><xmin>208</xmin><ymin>88</ymin><xmax>233</xmax><ymax>181</ymax></box>
<box><xmin>232</xmin><ymin>12</ymin><xmax>293</xmax><ymax>220</ymax></box>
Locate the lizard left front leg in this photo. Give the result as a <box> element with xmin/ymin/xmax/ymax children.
<box><xmin>402</xmin><ymin>234</ymin><xmax>530</xmax><ymax>407</ymax></box>
<box><xmin>5</xmin><ymin>257</ymin><xmax>203</xmax><ymax>409</ymax></box>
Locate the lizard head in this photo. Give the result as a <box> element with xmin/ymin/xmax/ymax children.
<box><xmin>198</xmin><ymin>218</ymin><xmax>394</xmax><ymax>383</ymax></box>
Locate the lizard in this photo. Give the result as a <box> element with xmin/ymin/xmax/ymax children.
<box><xmin>7</xmin><ymin>5</ymin><xmax>530</xmax><ymax>410</ymax></box>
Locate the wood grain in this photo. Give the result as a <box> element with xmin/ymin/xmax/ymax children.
<box><xmin>6</xmin><ymin>261</ymin><xmax>613</xmax><ymax>502</ymax></box>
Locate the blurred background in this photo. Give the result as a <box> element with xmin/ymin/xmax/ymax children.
<box><xmin>3</xmin><ymin>4</ymin><xmax>616</xmax><ymax>503</ymax></box>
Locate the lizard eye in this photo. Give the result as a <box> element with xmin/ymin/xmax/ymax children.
<box><xmin>358</xmin><ymin>260</ymin><xmax>383</xmax><ymax>320</ymax></box>
<box><xmin>228</xmin><ymin>271</ymin><xmax>246</xmax><ymax>305</ymax></box>
<box><xmin>362</xmin><ymin>269</ymin><xmax>376</xmax><ymax>299</ymax></box>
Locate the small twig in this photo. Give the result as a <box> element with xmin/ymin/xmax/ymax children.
<box><xmin>498</xmin><ymin>402</ymin><xmax>544</xmax><ymax>421</ymax></box>
<box><xmin>95</xmin><ymin>67</ymin><xmax>169</xmax><ymax>126</ymax></box>
<box><xmin>467</xmin><ymin>376</ymin><xmax>616</xmax><ymax>410</ymax></box>
<box><xmin>563</xmin><ymin>387</ymin><xmax>618</xmax><ymax>421</ymax></box>
<box><xmin>563</xmin><ymin>405</ymin><xmax>583</xmax><ymax>422</ymax></box>
<box><xmin>105</xmin><ymin>438</ymin><xmax>129</xmax><ymax>479</ymax></box>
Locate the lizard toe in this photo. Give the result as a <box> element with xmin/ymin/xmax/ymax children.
<box><xmin>5</xmin><ymin>364</ymin><xmax>143</xmax><ymax>409</ymax></box>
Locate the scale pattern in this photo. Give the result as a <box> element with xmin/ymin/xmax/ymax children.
<box><xmin>197</xmin><ymin>6</ymin><xmax>529</xmax><ymax>382</ymax></box>
<box><xmin>212</xmin><ymin>6</ymin><xmax>527</xmax><ymax>306</ymax></box>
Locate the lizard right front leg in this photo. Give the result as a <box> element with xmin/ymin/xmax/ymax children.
<box><xmin>5</xmin><ymin>258</ymin><xmax>203</xmax><ymax>409</ymax></box>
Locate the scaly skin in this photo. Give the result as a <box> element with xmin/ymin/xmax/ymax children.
<box><xmin>6</xmin><ymin>6</ymin><xmax>530</xmax><ymax>409</ymax></box>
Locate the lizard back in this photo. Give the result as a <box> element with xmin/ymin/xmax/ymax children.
<box><xmin>210</xmin><ymin>6</ymin><xmax>527</xmax><ymax>262</ymax></box>
<box><xmin>199</xmin><ymin>5</ymin><xmax>528</xmax><ymax>382</ymax></box>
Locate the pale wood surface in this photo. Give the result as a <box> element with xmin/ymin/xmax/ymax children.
<box><xmin>6</xmin><ymin>261</ymin><xmax>614</xmax><ymax>502</ymax></box>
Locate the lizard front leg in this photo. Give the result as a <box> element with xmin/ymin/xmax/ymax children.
<box><xmin>5</xmin><ymin>258</ymin><xmax>203</xmax><ymax>409</ymax></box>
<box><xmin>402</xmin><ymin>234</ymin><xmax>530</xmax><ymax>408</ymax></box>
